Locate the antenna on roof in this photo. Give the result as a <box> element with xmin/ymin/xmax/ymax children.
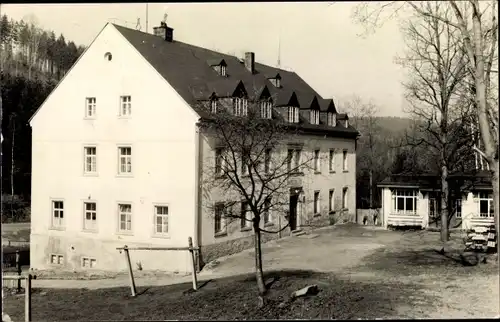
<box><xmin>136</xmin><ymin>18</ymin><xmax>141</xmax><ymax>31</ymax></box>
<box><xmin>277</xmin><ymin>31</ymin><xmax>282</xmax><ymax>69</ymax></box>
<box><xmin>145</xmin><ymin>3</ymin><xmax>149</xmax><ymax>33</ymax></box>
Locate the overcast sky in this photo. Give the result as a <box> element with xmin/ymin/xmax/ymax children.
<box><xmin>2</xmin><ymin>2</ymin><xmax>410</xmax><ymax>117</ymax></box>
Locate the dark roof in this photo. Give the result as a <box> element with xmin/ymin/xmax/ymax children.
<box><xmin>378</xmin><ymin>170</ymin><xmax>493</xmax><ymax>190</ymax></box>
<box><xmin>113</xmin><ymin>24</ymin><xmax>358</xmax><ymax>137</ymax></box>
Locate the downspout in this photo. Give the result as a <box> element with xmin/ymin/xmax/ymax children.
<box><xmin>194</xmin><ymin>125</ymin><xmax>204</xmax><ymax>271</ymax></box>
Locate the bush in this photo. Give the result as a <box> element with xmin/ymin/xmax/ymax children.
<box><xmin>1</xmin><ymin>195</ymin><xmax>30</xmax><ymax>223</ymax></box>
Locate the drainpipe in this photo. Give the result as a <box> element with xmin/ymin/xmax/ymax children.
<box><xmin>194</xmin><ymin>126</ymin><xmax>204</xmax><ymax>271</ymax></box>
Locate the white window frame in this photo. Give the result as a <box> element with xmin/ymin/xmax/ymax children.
<box><xmin>288</xmin><ymin>106</ymin><xmax>299</xmax><ymax>123</ymax></box>
<box><xmin>214</xmin><ymin>203</ymin><xmax>227</xmax><ymax>235</ymax></box>
<box><xmin>118</xmin><ymin>203</ymin><xmax>133</xmax><ymax>233</ymax></box>
<box><xmin>154</xmin><ymin>205</ymin><xmax>169</xmax><ymax>235</ymax></box>
<box><xmin>314</xmin><ymin>191</ymin><xmax>320</xmax><ymax>214</ymax></box>
<box><xmin>83</xmin><ymin>202</ymin><xmax>97</xmax><ymax>231</ymax></box>
<box><xmin>270</xmin><ymin>78</ymin><xmax>281</xmax><ymax>88</ymax></box>
<box><xmin>329</xmin><ymin>149</ymin><xmax>335</xmax><ymax>172</ymax></box>
<box><xmin>84</xmin><ymin>146</ymin><xmax>97</xmax><ymax>175</ymax></box>
<box><xmin>233</xmin><ymin>97</ymin><xmax>248</xmax><ymax>116</ymax></box>
<box><xmin>50</xmin><ymin>254</ymin><xmax>64</xmax><ymax>265</ymax></box>
<box><xmin>310</xmin><ymin>109</ymin><xmax>320</xmax><ymax>125</ymax></box>
<box><xmin>313</xmin><ymin>149</ymin><xmax>320</xmax><ymax>172</ymax></box>
<box><xmin>85</xmin><ymin>97</ymin><xmax>96</xmax><ymax>118</ymax></box>
<box><xmin>119</xmin><ymin>95</ymin><xmax>132</xmax><ymax>117</ymax></box>
<box><xmin>329</xmin><ymin>189</ymin><xmax>335</xmax><ymax>212</ymax></box>
<box><xmin>118</xmin><ymin>146</ymin><xmax>132</xmax><ymax>175</ymax></box>
<box><xmin>342</xmin><ymin>150</ymin><xmax>348</xmax><ymax>171</ymax></box>
<box><xmin>476</xmin><ymin>192</ymin><xmax>494</xmax><ymax>218</ymax></box>
<box><xmin>240</xmin><ymin>201</ymin><xmax>252</xmax><ymax>229</ymax></box>
<box><xmin>327</xmin><ymin>112</ymin><xmax>336</xmax><ymax>126</ymax></box>
<box><xmin>220</xmin><ymin>64</ymin><xmax>226</xmax><ymax>77</ymax></box>
<box><xmin>391</xmin><ymin>189</ymin><xmax>418</xmax><ymax>215</ymax></box>
<box><xmin>51</xmin><ymin>200</ymin><xmax>65</xmax><ymax>229</ymax></box>
<box><xmin>342</xmin><ymin>187</ymin><xmax>348</xmax><ymax>210</ymax></box>
<box><xmin>211</xmin><ymin>99</ymin><xmax>218</xmax><ymax>114</ymax></box>
<box><xmin>260</xmin><ymin>101</ymin><xmax>273</xmax><ymax>119</ymax></box>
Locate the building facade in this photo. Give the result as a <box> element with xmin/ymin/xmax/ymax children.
<box><xmin>29</xmin><ymin>22</ymin><xmax>358</xmax><ymax>273</ymax></box>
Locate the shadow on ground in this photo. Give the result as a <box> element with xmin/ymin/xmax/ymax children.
<box><xmin>3</xmin><ymin>269</ymin><xmax>436</xmax><ymax>320</ymax></box>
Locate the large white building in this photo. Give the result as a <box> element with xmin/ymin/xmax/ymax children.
<box><xmin>29</xmin><ymin>22</ymin><xmax>359</xmax><ymax>273</ymax></box>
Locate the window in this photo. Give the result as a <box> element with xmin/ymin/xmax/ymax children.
<box><xmin>118</xmin><ymin>147</ymin><xmax>132</xmax><ymax>174</ymax></box>
<box><xmin>287</xmin><ymin>149</ymin><xmax>301</xmax><ymax>172</ymax></box>
<box><xmin>233</xmin><ymin>97</ymin><xmax>248</xmax><ymax>116</ymax></box>
<box><xmin>83</xmin><ymin>202</ymin><xmax>97</xmax><ymax>231</ymax></box>
<box><xmin>84</xmin><ymin>146</ymin><xmax>97</xmax><ymax>174</ymax></box>
<box><xmin>314</xmin><ymin>191</ymin><xmax>320</xmax><ymax>214</ymax></box>
<box><xmin>313</xmin><ymin>150</ymin><xmax>320</xmax><ymax>172</ymax></box>
<box><xmin>240</xmin><ymin>201</ymin><xmax>252</xmax><ymax>229</ymax></box>
<box><xmin>263</xmin><ymin>198</ymin><xmax>272</xmax><ymax>224</ymax></box>
<box><xmin>220</xmin><ymin>65</ymin><xmax>226</xmax><ymax>77</ymax></box>
<box><xmin>264</xmin><ymin>149</ymin><xmax>271</xmax><ymax>174</ymax></box>
<box><xmin>211</xmin><ymin>99</ymin><xmax>218</xmax><ymax>114</ymax></box>
<box><xmin>50</xmin><ymin>254</ymin><xmax>64</xmax><ymax>265</ymax></box>
<box><xmin>155</xmin><ymin>206</ymin><xmax>169</xmax><ymax>234</ymax></box>
<box><xmin>214</xmin><ymin>203</ymin><xmax>227</xmax><ymax>234</ymax></box>
<box><xmin>104</xmin><ymin>52</ymin><xmax>112</xmax><ymax>61</ymax></box>
<box><xmin>455</xmin><ymin>199</ymin><xmax>462</xmax><ymax>218</ymax></box>
<box><xmin>270</xmin><ymin>78</ymin><xmax>280</xmax><ymax>88</ymax></box>
<box><xmin>477</xmin><ymin>192</ymin><xmax>494</xmax><ymax>217</ymax></box>
<box><xmin>260</xmin><ymin>101</ymin><xmax>273</xmax><ymax>119</ymax></box>
<box><xmin>392</xmin><ymin>189</ymin><xmax>418</xmax><ymax>215</ymax></box>
<box><xmin>342</xmin><ymin>187</ymin><xmax>348</xmax><ymax>210</ymax></box>
<box><xmin>52</xmin><ymin>200</ymin><xmax>64</xmax><ymax>228</ymax></box>
<box><xmin>327</xmin><ymin>112</ymin><xmax>336</xmax><ymax>126</ymax></box>
<box><xmin>329</xmin><ymin>149</ymin><xmax>335</xmax><ymax>172</ymax></box>
<box><xmin>342</xmin><ymin>150</ymin><xmax>348</xmax><ymax>171</ymax></box>
<box><xmin>288</xmin><ymin>106</ymin><xmax>299</xmax><ymax>123</ymax></box>
<box><xmin>310</xmin><ymin>110</ymin><xmax>320</xmax><ymax>125</ymax></box>
<box><xmin>241</xmin><ymin>150</ymin><xmax>250</xmax><ymax>176</ymax></box>
<box><xmin>329</xmin><ymin>189</ymin><xmax>335</xmax><ymax>212</ymax></box>
<box><xmin>118</xmin><ymin>204</ymin><xmax>132</xmax><ymax>232</ymax></box>
<box><xmin>82</xmin><ymin>257</ymin><xmax>97</xmax><ymax>268</ymax></box>
<box><xmin>120</xmin><ymin>96</ymin><xmax>132</xmax><ymax>116</ymax></box>
<box><xmin>85</xmin><ymin>97</ymin><xmax>96</xmax><ymax>118</ymax></box>
<box><xmin>344</xmin><ymin>120</ymin><xmax>349</xmax><ymax>127</ymax></box>
<box><xmin>215</xmin><ymin>148</ymin><xmax>226</xmax><ymax>176</ymax></box>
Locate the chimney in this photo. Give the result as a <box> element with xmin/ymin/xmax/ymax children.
<box><xmin>153</xmin><ymin>21</ymin><xmax>174</xmax><ymax>42</ymax></box>
<box><xmin>244</xmin><ymin>52</ymin><xmax>255</xmax><ymax>74</ymax></box>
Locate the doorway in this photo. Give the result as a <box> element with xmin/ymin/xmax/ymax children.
<box><xmin>289</xmin><ymin>194</ymin><xmax>298</xmax><ymax>231</ymax></box>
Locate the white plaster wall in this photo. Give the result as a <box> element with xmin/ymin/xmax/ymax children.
<box><xmin>30</xmin><ymin>24</ymin><xmax>199</xmax><ymax>272</ymax></box>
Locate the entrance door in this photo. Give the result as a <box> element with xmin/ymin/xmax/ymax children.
<box><xmin>289</xmin><ymin>195</ymin><xmax>298</xmax><ymax>231</ymax></box>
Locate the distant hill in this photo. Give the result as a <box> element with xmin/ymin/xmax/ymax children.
<box><xmin>352</xmin><ymin>116</ymin><xmax>414</xmax><ymax>138</ymax></box>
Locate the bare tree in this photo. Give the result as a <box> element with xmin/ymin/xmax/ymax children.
<box><xmin>197</xmin><ymin>95</ymin><xmax>323</xmax><ymax>299</ymax></box>
<box><xmin>352</xmin><ymin>0</ymin><xmax>499</xmax><ymax>256</ymax></box>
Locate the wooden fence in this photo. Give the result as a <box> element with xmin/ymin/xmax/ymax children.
<box><xmin>2</xmin><ymin>274</ymin><xmax>36</xmax><ymax>322</ymax></box>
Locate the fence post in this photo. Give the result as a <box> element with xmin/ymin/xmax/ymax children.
<box><xmin>188</xmin><ymin>237</ymin><xmax>198</xmax><ymax>291</ymax></box>
<box><xmin>123</xmin><ymin>245</ymin><xmax>136</xmax><ymax>297</ymax></box>
<box><xmin>16</xmin><ymin>250</ymin><xmax>22</xmax><ymax>292</ymax></box>
<box><xmin>24</xmin><ymin>274</ymin><xmax>32</xmax><ymax>322</ymax></box>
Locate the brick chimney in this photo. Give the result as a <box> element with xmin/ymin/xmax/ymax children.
<box><xmin>244</xmin><ymin>52</ymin><xmax>255</xmax><ymax>74</ymax></box>
<box><xmin>153</xmin><ymin>22</ymin><xmax>174</xmax><ymax>42</ymax></box>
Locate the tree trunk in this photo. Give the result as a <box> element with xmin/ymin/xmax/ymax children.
<box><xmin>10</xmin><ymin>117</ymin><xmax>15</xmax><ymax>219</ymax></box>
<box><xmin>440</xmin><ymin>164</ymin><xmax>449</xmax><ymax>243</ymax></box>
<box><xmin>253</xmin><ymin>221</ymin><xmax>266</xmax><ymax>296</ymax></box>
<box><xmin>369</xmin><ymin>170</ymin><xmax>373</xmax><ymax>209</ymax></box>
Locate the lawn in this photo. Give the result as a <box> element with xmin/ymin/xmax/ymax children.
<box><xmin>3</xmin><ymin>225</ymin><xmax>499</xmax><ymax>320</ymax></box>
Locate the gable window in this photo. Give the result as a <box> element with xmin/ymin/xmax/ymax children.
<box><xmin>288</xmin><ymin>106</ymin><xmax>299</xmax><ymax>123</ymax></box>
<box><xmin>329</xmin><ymin>149</ymin><xmax>335</xmax><ymax>172</ymax></box>
<box><xmin>270</xmin><ymin>78</ymin><xmax>281</xmax><ymax>88</ymax></box>
<box><xmin>220</xmin><ymin>65</ymin><xmax>226</xmax><ymax>77</ymax></box>
<box><xmin>392</xmin><ymin>189</ymin><xmax>418</xmax><ymax>215</ymax></box>
<box><xmin>455</xmin><ymin>199</ymin><xmax>462</xmax><ymax>218</ymax></box>
<box><xmin>155</xmin><ymin>205</ymin><xmax>169</xmax><ymax>234</ymax></box>
<box><xmin>118</xmin><ymin>147</ymin><xmax>132</xmax><ymax>174</ymax></box>
<box><xmin>52</xmin><ymin>200</ymin><xmax>64</xmax><ymax>228</ymax></box>
<box><xmin>342</xmin><ymin>150</ymin><xmax>348</xmax><ymax>171</ymax></box>
<box><xmin>314</xmin><ymin>191</ymin><xmax>320</xmax><ymax>214</ymax></box>
<box><xmin>214</xmin><ymin>203</ymin><xmax>227</xmax><ymax>235</ymax></box>
<box><xmin>210</xmin><ymin>99</ymin><xmax>218</xmax><ymax>114</ymax></box>
<box><xmin>240</xmin><ymin>201</ymin><xmax>252</xmax><ymax>229</ymax></box>
<box><xmin>310</xmin><ymin>110</ymin><xmax>320</xmax><ymax>125</ymax></box>
<box><xmin>260</xmin><ymin>101</ymin><xmax>273</xmax><ymax>119</ymax></box>
<box><xmin>476</xmin><ymin>192</ymin><xmax>494</xmax><ymax>217</ymax></box>
<box><xmin>327</xmin><ymin>112</ymin><xmax>336</xmax><ymax>126</ymax></box>
<box><xmin>118</xmin><ymin>203</ymin><xmax>132</xmax><ymax>232</ymax></box>
<box><xmin>120</xmin><ymin>96</ymin><xmax>132</xmax><ymax>116</ymax></box>
<box><xmin>83</xmin><ymin>202</ymin><xmax>97</xmax><ymax>231</ymax></box>
<box><xmin>329</xmin><ymin>189</ymin><xmax>335</xmax><ymax>212</ymax></box>
<box><xmin>85</xmin><ymin>97</ymin><xmax>96</xmax><ymax>118</ymax></box>
<box><xmin>233</xmin><ymin>97</ymin><xmax>248</xmax><ymax>116</ymax></box>
<box><xmin>263</xmin><ymin>198</ymin><xmax>272</xmax><ymax>224</ymax></box>
<box><xmin>287</xmin><ymin>148</ymin><xmax>301</xmax><ymax>172</ymax></box>
<box><xmin>84</xmin><ymin>146</ymin><xmax>97</xmax><ymax>174</ymax></box>
<box><xmin>313</xmin><ymin>150</ymin><xmax>320</xmax><ymax>172</ymax></box>
<box><xmin>344</xmin><ymin>120</ymin><xmax>349</xmax><ymax>127</ymax></box>
<box><xmin>342</xmin><ymin>187</ymin><xmax>349</xmax><ymax>210</ymax></box>
<box><xmin>264</xmin><ymin>149</ymin><xmax>272</xmax><ymax>174</ymax></box>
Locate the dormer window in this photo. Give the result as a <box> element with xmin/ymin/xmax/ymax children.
<box><xmin>288</xmin><ymin>106</ymin><xmax>299</xmax><ymax>123</ymax></box>
<box><xmin>344</xmin><ymin>119</ymin><xmax>349</xmax><ymax>127</ymax></box>
<box><xmin>260</xmin><ymin>101</ymin><xmax>273</xmax><ymax>119</ymax></box>
<box><xmin>211</xmin><ymin>99</ymin><xmax>218</xmax><ymax>114</ymax></box>
<box><xmin>269</xmin><ymin>78</ymin><xmax>281</xmax><ymax>88</ymax></box>
<box><xmin>233</xmin><ymin>97</ymin><xmax>248</xmax><ymax>116</ymax></box>
<box><xmin>327</xmin><ymin>112</ymin><xmax>336</xmax><ymax>126</ymax></box>
<box><xmin>208</xmin><ymin>59</ymin><xmax>228</xmax><ymax>77</ymax></box>
<box><xmin>310</xmin><ymin>110</ymin><xmax>320</xmax><ymax>125</ymax></box>
<box><xmin>220</xmin><ymin>65</ymin><xmax>226</xmax><ymax>77</ymax></box>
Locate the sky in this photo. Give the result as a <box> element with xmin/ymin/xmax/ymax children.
<box><xmin>2</xmin><ymin>2</ymin><xmax>410</xmax><ymax>117</ymax></box>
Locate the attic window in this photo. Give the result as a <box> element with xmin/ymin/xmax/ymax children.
<box><xmin>104</xmin><ymin>52</ymin><xmax>112</xmax><ymax>61</ymax></box>
<box><xmin>344</xmin><ymin>120</ymin><xmax>349</xmax><ymax>127</ymax></box>
<box><xmin>211</xmin><ymin>99</ymin><xmax>218</xmax><ymax>114</ymax></box>
<box><xmin>288</xmin><ymin>106</ymin><xmax>299</xmax><ymax>123</ymax></box>
<box><xmin>310</xmin><ymin>110</ymin><xmax>320</xmax><ymax>125</ymax></box>
<box><xmin>233</xmin><ymin>98</ymin><xmax>248</xmax><ymax>116</ymax></box>
<box><xmin>260</xmin><ymin>100</ymin><xmax>273</xmax><ymax>119</ymax></box>
<box><xmin>327</xmin><ymin>112</ymin><xmax>336</xmax><ymax>126</ymax></box>
<box><xmin>269</xmin><ymin>78</ymin><xmax>281</xmax><ymax>88</ymax></box>
<box><xmin>212</xmin><ymin>64</ymin><xmax>227</xmax><ymax>77</ymax></box>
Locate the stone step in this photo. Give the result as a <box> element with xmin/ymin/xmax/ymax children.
<box><xmin>292</xmin><ymin>230</ymin><xmax>306</xmax><ymax>237</ymax></box>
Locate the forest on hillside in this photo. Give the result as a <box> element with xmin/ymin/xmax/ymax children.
<box><xmin>1</xmin><ymin>14</ymin><xmax>85</xmax><ymax>222</ymax></box>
